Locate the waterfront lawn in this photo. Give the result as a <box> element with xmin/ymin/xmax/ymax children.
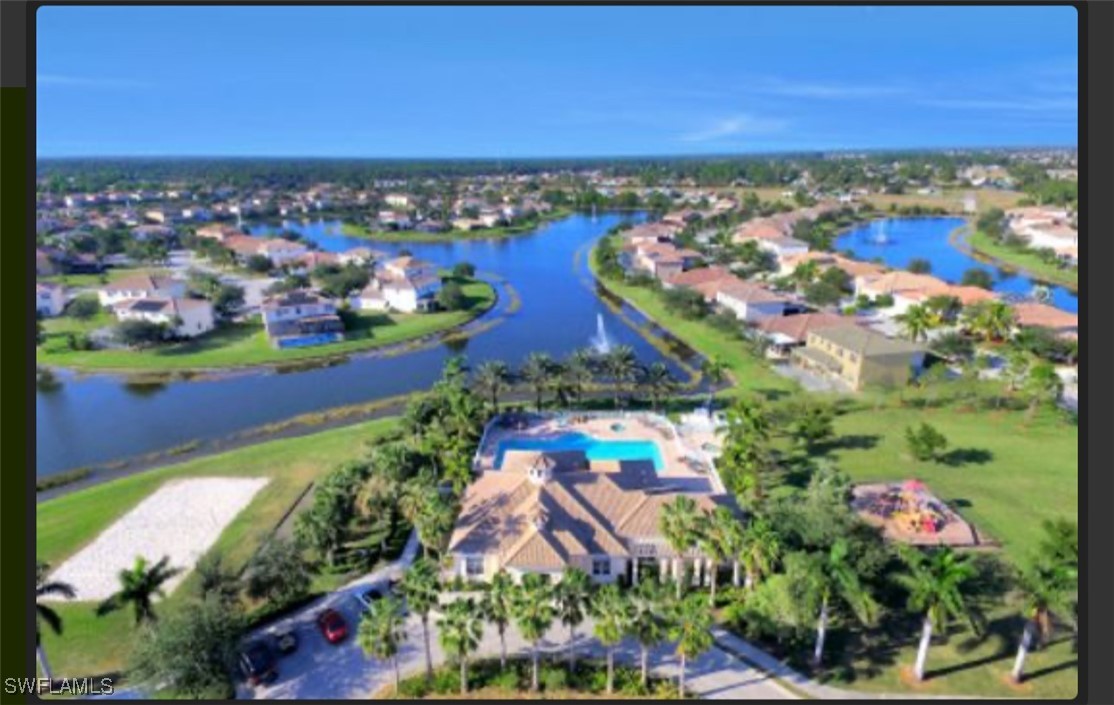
<box><xmin>342</xmin><ymin>208</ymin><xmax>572</xmax><ymax>242</ymax></box>
<box><xmin>967</xmin><ymin>229</ymin><xmax>1078</xmax><ymax>289</ymax></box>
<box><xmin>36</xmin><ymin>417</ymin><xmax>400</xmax><ymax>678</ymax></box>
<box><xmin>36</xmin><ymin>278</ymin><xmax>495</xmax><ymax>372</ymax></box>
<box><xmin>38</xmin><ymin>266</ymin><xmax>151</xmax><ymax>288</ymax></box>
<box><xmin>589</xmin><ymin>242</ymin><xmax>797</xmax><ymax>399</ymax></box>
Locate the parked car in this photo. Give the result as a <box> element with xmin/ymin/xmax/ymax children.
<box><xmin>239</xmin><ymin>641</ymin><xmax>277</xmax><ymax>686</ymax></box>
<box><xmin>355</xmin><ymin>583</ymin><xmax>409</xmax><ymax>615</ymax></box>
<box><xmin>316</xmin><ymin>608</ymin><xmax>347</xmax><ymax>644</ymax></box>
<box><xmin>274</xmin><ymin>629</ymin><xmax>298</xmax><ymax>655</ymax></box>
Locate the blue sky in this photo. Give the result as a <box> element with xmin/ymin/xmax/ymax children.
<box><xmin>36</xmin><ymin>5</ymin><xmax>1077</xmax><ymax>158</ymax></box>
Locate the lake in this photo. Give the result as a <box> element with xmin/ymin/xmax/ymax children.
<box><xmin>37</xmin><ymin>213</ymin><xmax>701</xmax><ymax>477</ymax></box>
<box><xmin>834</xmin><ymin>217</ymin><xmax>1078</xmax><ymax>313</ymax></box>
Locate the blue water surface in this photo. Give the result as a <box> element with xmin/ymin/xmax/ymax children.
<box><xmin>833</xmin><ymin>217</ymin><xmax>1077</xmax><ymax>313</ymax></box>
<box><xmin>494</xmin><ymin>432</ymin><xmax>665</xmax><ymax>470</ymax></box>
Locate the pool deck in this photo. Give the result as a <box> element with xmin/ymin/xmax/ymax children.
<box><xmin>475</xmin><ymin>412</ymin><xmax>723</xmax><ymax>490</ymax></box>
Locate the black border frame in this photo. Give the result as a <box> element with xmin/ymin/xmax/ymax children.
<box><xmin>2</xmin><ymin>2</ymin><xmax>1106</xmax><ymax>703</ymax></box>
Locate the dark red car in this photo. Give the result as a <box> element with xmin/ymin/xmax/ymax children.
<box><xmin>316</xmin><ymin>608</ymin><xmax>347</xmax><ymax>644</ymax></box>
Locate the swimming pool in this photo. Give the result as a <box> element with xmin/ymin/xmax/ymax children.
<box><xmin>493</xmin><ymin>432</ymin><xmax>665</xmax><ymax>471</ymax></box>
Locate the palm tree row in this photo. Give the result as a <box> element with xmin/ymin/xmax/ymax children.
<box><xmin>470</xmin><ymin>345</ymin><xmax>680</xmax><ymax>414</ymax></box>
<box><xmin>360</xmin><ymin>563</ymin><xmax>715</xmax><ymax>697</ymax></box>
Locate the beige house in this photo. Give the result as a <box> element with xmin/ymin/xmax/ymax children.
<box><xmin>448</xmin><ymin>452</ymin><xmax>733</xmax><ymax>585</ymax></box>
<box><xmin>791</xmin><ymin>324</ymin><xmax>927</xmax><ymax>390</ymax></box>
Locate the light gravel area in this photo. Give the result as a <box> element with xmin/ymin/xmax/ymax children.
<box><xmin>47</xmin><ymin>477</ymin><xmax>269</xmax><ymax>602</ymax></box>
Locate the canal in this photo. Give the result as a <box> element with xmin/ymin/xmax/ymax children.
<box><xmin>37</xmin><ymin>213</ymin><xmax>701</xmax><ymax>477</ymax></box>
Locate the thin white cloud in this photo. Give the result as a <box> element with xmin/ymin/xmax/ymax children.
<box><xmin>37</xmin><ymin>74</ymin><xmax>149</xmax><ymax>89</ymax></box>
<box><xmin>680</xmin><ymin>114</ymin><xmax>787</xmax><ymax>143</ymax></box>
<box><xmin>753</xmin><ymin>76</ymin><xmax>909</xmax><ymax>100</ymax></box>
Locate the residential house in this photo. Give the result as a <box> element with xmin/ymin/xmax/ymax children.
<box><xmin>854</xmin><ymin>271</ymin><xmax>952</xmax><ymax>314</ymax></box>
<box><xmin>131</xmin><ymin>224</ymin><xmax>176</xmax><ymax>242</ymax></box>
<box><xmin>756</xmin><ymin>235</ymin><xmax>810</xmax><ymax>261</ymax></box>
<box><xmin>337</xmin><ymin>247</ymin><xmax>384</xmax><ymax>267</ymax></box>
<box><xmin>378</xmin><ymin>210</ymin><xmax>414</xmax><ymax>230</ymax></box>
<box><xmin>715</xmin><ymin>280</ymin><xmax>798</xmax><ymax>323</ymax></box>
<box><xmin>114</xmin><ymin>297</ymin><xmax>215</xmax><ymax>338</ymax></box>
<box><xmin>1011</xmin><ymin>302</ymin><xmax>1078</xmax><ymax>340</ymax></box>
<box><xmin>447</xmin><ymin>451</ymin><xmax>733</xmax><ymax>584</ymax></box>
<box><xmin>732</xmin><ymin>219</ymin><xmax>788</xmax><ymax>245</ymax></box>
<box><xmin>780</xmin><ymin>252</ymin><xmax>887</xmax><ymax>281</ymax></box>
<box><xmin>260</xmin><ymin>290</ymin><xmax>345</xmax><ymax>348</ymax></box>
<box><xmin>661</xmin><ymin>266</ymin><xmax>740</xmax><ymax>302</ymax></box>
<box><xmin>755</xmin><ymin>312</ymin><xmax>851</xmax><ymax>359</ymax></box>
<box><xmin>355</xmin><ymin>256</ymin><xmax>442</xmax><ymax>313</ymax></box>
<box><xmin>196</xmin><ymin>224</ymin><xmax>242</xmax><ymax>242</ymax></box>
<box><xmin>622</xmin><ymin>222</ymin><xmax>680</xmax><ymax>245</ymax></box>
<box><xmin>36</xmin><ymin>282</ymin><xmax>67</xmax><ymax>317</ymax></box>
<box><xmin>384</xmin><ymin>193</ymin><xmax>413</xmax><ymax>209</ymax></box>
<box><xmin>790</xmin><ymin>324</ymin><xmax>927</xmax><ymax>391</ymax></box>
<box><xmin>98</xmin><ymin>273</ymin><xmax>186</xmax><ymax>307</ymax></box>
<box><xmin>633</xmin><ymin>242</ymin><xmax>702</xmax><ymax>282</ymax></box>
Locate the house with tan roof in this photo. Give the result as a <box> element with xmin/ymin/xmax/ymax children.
<box><xmin>853</xmin><ymin>271</ymin><xmax>951</xmax><ymax>315</ymax></box>
<box><xmin>756</xmin><ymin>312</ymin><xmax>851</xmax><ymax>359</ymax></box>
<box><xmin>661</xmin><ymin>266</ymin><xmax>742</xmax><ymax>302</ymax></box>
<box><xmin>732</xmin><ymin>219</ymin><xmax>788</xmax><ymax>245</ymax></box>
<box><xmin>1012</xmin><ymin>302</ymin><xmax>1078</xmax><ymax>339</ymax></box>
<box><xmin>633</xmin><ymin>242</ymin><xmax>702</xmax><ymax>282</ymax></box>
<box><xmin>715</xmin><ymin>280</ymin><xmax>799</xmax><ymax>323</ymax></box>
<box><xmin>448</xmin><ymin>451</ymin><xmax>735</xmax><ymax>585</ymax></box>
<box><xmin>779</xmin><ymin>252</ymin><xmax>887</xmax><ymax>280</ymax></box>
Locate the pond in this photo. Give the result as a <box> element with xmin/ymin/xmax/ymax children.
<box><xmin>833</xmin><ymin>217</ymin><xmax>1077</xmax><ymax>313</ymax></box>
<box><xmin>37</xmin><ymin>213</ymin><xmax>701</xmax><ymax>477</ymax></box>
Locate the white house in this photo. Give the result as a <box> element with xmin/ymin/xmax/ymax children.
<box><xmin>98</xmin><ymin>274</ymin><xmax>187</xmax><ymax>308</ymax></box>
<box><xmin>756</xmin><ymin>235</ymin><xmax>810</xmax><ymax>261</ymax></box>
<box><xmin>853</xmin><ymin>271</ymin><xmax>950</xmax><ymax>315</ymax></box>
<box><xmin>260</xmin><ymin>290</ymin><xmax>345</xmax><ymax>348</ymax></box>
<box><xmin>114</xmin><ymin>297</ymin><xmax>215</xmax><ymax>337</ymax></box>
<box><xmin>355</xmin><ymin>256</ymin><xmax>443</xmax><ymax>313</ymax></box>
<box><xmin>715</xmin><ymin>281</ymin><xmax>796</xmax><ymax>322</ymax></box>
<box><xmin>257</xmin><ymin>238</ymin><xmax>309</xmax><ymax>266</ymax></box>
<box><xmin>36</xmin><ymin>282</ymin><xmax>67</xmax><ymax>317</ymax></box>
<box><xmin>384</xmin><ymin>193</ymin><xmax>413</xmax><ymax>209</ymax></box>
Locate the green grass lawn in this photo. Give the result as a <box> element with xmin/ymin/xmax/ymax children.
<box><xmin>38</xmin><ymin>266</ymin><xmax>153</xmax><ymax>288</ymax></box>
<box><xmin>37</xmin><ymin>417</ymin><xmax>401</xmax><ymax>678</ymax></box>
<box><xmin>36</xmin><ymin>278</ymin><xmax>495</xmax><ymax>372</ymax></box>
<box><xmin>965</xmin><ymin>229</ymin><xmax>1078</xmax><ymax>290</ymax></box>
<box><xmin>588</xmin><ymin>240</ymin><xmax>797</xmax><ymax>399</ymax></box>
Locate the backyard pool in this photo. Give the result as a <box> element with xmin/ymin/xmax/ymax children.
<box><xmin>494</xmin><ymin>432</ymin><xmax>665</xmax><ymax>471</ymax></box>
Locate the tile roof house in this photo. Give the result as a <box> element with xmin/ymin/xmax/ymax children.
<box><xmin>448</xmin><ymin>451</ymin><xmax>735</xmax><ymax>584</ymax></box>
<box><xmin>790</xmin><ymin>324</ymin><xmax>927</xmax><ymax>391</ymax></box>
<box><xmin>661</xmin><ymin>266</ymin><xmax>741</xmax><ymax>301</ymax></box>
<box><xmin>114</xmin><ymin>297</ymin><xmax>215</xmax><ymax>338</ymax></box>
<box><xmin>714</xmin><ymin>280</ymin><xmax>798</xmax><ymax>323</ymax></box>
<box><xmin>260</xmin><ymin>290</ymin><xmax>345</xmax><ymax>348</ymax></box>
<box><xmin>756</xmin><ymin>311</ymin><xmax>852</xmax><ymax>358</ymax></box>
<box><xmin>98</xmin><ymin>274</ymin><xmax>186</xmax><ymax>307</ymax></box>
<box><xmin>1012</xmin><ymin>302</ymin><xmax>1078</xmax><ymax>339</ymax></box>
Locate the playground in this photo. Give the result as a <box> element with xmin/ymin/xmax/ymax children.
<box><xmin>851</xmin><ymin>480</ymin><xmax>985</xmax><ymax>547</ymax></box>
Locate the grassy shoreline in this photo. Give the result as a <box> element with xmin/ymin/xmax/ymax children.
<box><xmin>961</xmin><ymin>228</ymin><xmax>1078</xmax><ymax>290</ymax></box>
<box><xmin>36</xmin><ymin>278</ymin><xmax>496</xmax><ymax>373</ymax></box>
<box><xmin>340</xmin><ymin>208</ymin><xmax>573</xmax><ymax>242</ymax></box>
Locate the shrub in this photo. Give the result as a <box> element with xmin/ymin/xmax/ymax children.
<box><xmin>398</xmin><ymin>678</ymin><xmax>429</xmax><ymax>698</ymax></box>
<box><xmin>437</xmin><ymin>281</ymin><xmax>467</xmax><ymax>311</ymax></box>
<box><xmin>904</xmin><ymin>422</ymin><xmax>949</xmax><ymax>462</ymax></box>
<box><xmin>66</xmin><ymin>296</ymin><xmax>102</xmax><ymax>320</ymax></box>
<box><xmin>539</xmin><ymin>665</ymin><xmax>568</xmax><ymax>692</ymax></box>
<box><xmin>874</xmin><ymin>293</ymin><xmax>895</xmax><ymax>308</ymax></box>
<box><xmin>452</xmin><ymin>262</ymin><xmax>476</xmax><ymax>278</ymax></box>
<box><xmin>432</xmin><ymin>667</ymin><xmax>459</xmax><ymax>694</ymax></box>
<box><xmin>488</xmin><ymin>668</ymin><xmax>521</xmax><ymax>691</ymax></box>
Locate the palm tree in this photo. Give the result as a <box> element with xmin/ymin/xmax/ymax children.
<box><xmin>480</xmin><ymin>570</ymin><xmax>515</xmax><ymax>671</ymax></box>
<box><xmin>359</xmin><ymin>594</ymin><xmax>407</xmax><ymax>696</ymax></box>
<box><xmin>564</xmin><ymin>349</ymin><xmax>596</xmax><ymax>406</ymax></box>
<box><xmin>641</xmin><ymin>362</ymin><xmax>678</xmax><ymax>412</ymax></box>
<box><xmin>701</xmin><ymin>356</ymin><xmax>729</xmax><ymax>408</ymax></box>
<box><xmin>511</xmin><ymin>573</ymin><xmax>556</xmax><ymax>692</ymax></box>
<box><xmin>96</xmin><ymin>555</ymin><xmax>181</xmax><ymax>625</ymax></box>
<box><xmin>591</xmin><ymin>584</ymin><xmax>632</xmax><ymax>695</ymax></box>
<box><xmin>719</xmin><ymin>397</ymin><xmax>773</xmax><ymax>506</ymax></box>
<box><xmin>555</xmin><ymin>567</ymin><xmax>592</xmax><ymax>672</ymax></box>
<box><xmin>740</xmin><ymin>518</ymin><xmax>781</xmax><ymax>590</ymax></box>
<box><xmin>193</xmin><ymin>551</ymin><xmax>241</xmax><ymax>605</ymax></box>
<box><xmin>697</xmin><ymin>506</ymin><xmax>741</xmax><ymax>605</ymax></box>
<box><xmin>895</xmin><ymin>304</ymin><xmax>940</xmax><ymax>343</ymax></box>
<box><xmin>668</xmin><ymin>593</ymin><xmax>714</xmax><ymax>699</ymax></box>
<box><xmin>473</xmin><ymin>360</ymin><xmax>510</xmax><ymax>412</ymax></box>
<box><xmin>410</xmin><ymin>491</ymin><xmax>455</xmax><ymax>558</ymax></box>
<box><xmin>521</xmin><ymin>352</ymin><xmax>554</xmax><ymax>412</ymax></box>
<box><xmin>962</xmin><ymin>300</ymin><xmax>1016</xmax><ymax>342</ymax></box>
<box><xmin>36</xmin><ymin>562</ymin><xmax>75</xmax><ymax>682</ymax></box>
<box><xmin>603</xmin><ymin>345</ymin><xmax>639</xmax><ymax>408</ymax></box>
<box><xmin>438</xmin><ymin>598</ymin><xmax>484</xmax><ymax>695</ymax></box>
<box><xmin>627</xmin><ymin>580</ymin><xmax>670</xmax><ymax>688</ymax></box>
<box><xmin>660</xmin><ymin>496</ymin><xmax>701</xmax><ymax>598</ymax></box>
<box><xmin>1023</xmin><ymin>361</ymin><xmax>1063</xmax><ymax>420</ymax></box>
<box><xmin>895</xmin><ymin>546</ymin><xmax>981</xmax><ymax>682</ymax></box>
<box><xmin>1012</xmin><ymin>520</ymin><xmax>1078</xmax><ymax>682</ymax></box>
<box><xmin>400</xmin><ymin>557</ymin><xmax>440</xmax><ymax>683</ymax></box>
<box><xmin>805</xmin><ymin>540</ymin><xmax>880</xmax><ymax>667</ymax></box>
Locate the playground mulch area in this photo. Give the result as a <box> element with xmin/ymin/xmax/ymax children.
<box><xmin>851</xmin><ymin>481</ymin><xmax>991</xmax><ymax>548</ymax></box>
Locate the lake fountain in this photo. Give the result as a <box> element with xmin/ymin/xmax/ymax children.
<box><xmin>591</xmin><ymin>313</ymin><xmax>613</xmax><ymax>354</ymax></box>
<box><xmin>871</xmin><ymin>220</ymin><xmax>890</xmax><ymax>245</ymax></box>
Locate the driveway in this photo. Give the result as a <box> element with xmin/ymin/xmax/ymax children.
<box><xmin>237</xmin><ymin>534</ymin><xmax>793</xmax><ymax>700</ymax></box>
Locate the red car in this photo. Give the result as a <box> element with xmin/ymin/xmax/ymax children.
<box><xmin>316</xmin><ymin>608</ymin><xmax>347</xmax><ymax>644</ymax></box>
